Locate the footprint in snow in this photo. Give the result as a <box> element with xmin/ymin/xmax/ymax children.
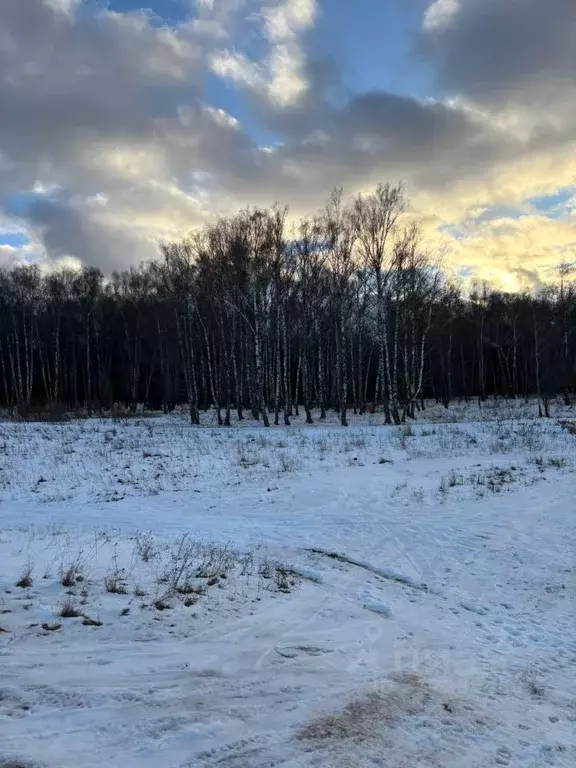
<box><xmin>274</xmin><ymin>645</ymin><xmax>333</xmax><ymax>658</ymax></box>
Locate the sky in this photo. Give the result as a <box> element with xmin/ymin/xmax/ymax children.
<box><xmin>0</xmin><ymin>0</ymin><xmax>575</xmax><ymax>289</ymax></box>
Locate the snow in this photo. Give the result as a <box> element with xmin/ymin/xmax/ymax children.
<box><xmin>360</xmin><ymin>596</ymin><xmax>393</xmax><ymax>618</ymax></box>
<box><xmin>1</xmin><ymin>406</ymin><xmax>575</xmax><ymax>767</ymax></box>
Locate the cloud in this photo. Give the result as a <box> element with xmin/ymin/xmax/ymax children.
<box><xmin>0</xmin><ymin>0</ymin><xmax>573</xmax><ymax>290</ymax></box>
<box><xmin>0</xmin><ymin>243</ymin><xmax>24</xmax><ymax>266</ymax></box>
<box><xmin>210</xmin><ymin>0</ymin><xmax>317</xmax><ymax>107</ymax></box>
<box><xmin>211</xmin><ymin>50</ymin><xmax>265</xmax><ymax>90</ymax></box>
<box><xmin>423</xmin><ymin>0</ymin><xmax>459</xmax><ymax>31</ymax></box>
<box><xmin>421</xmin><ymin>0</ymin><xmax>576</xmax><ymax>112</ymax></box>
<box><xmin>414</xmin><ymin>0</ymin><xmax>576</xmax><ymax>286</ymax></box>
<box><xmin>263</xmin><ymin>0</ymin><xmax>317</xmax><ymax>42</ymax></box>
<box><xmin>44</xmin><ymin>0</ymin><xmax>79</xmax><ymax>14</ymax></box>
<box><xmin>0</xmin><ymin>0</ymin><xmax>207</xmax><ymax>265</ymax></box>
<box><xmin>21</xmin><ymin>197</ymin><xmax>161</xmax><ymax>274</ymax></box>
<box><xmin>440</xmin><ymin>212</ymin><xmax>576</xmax><ymax>292</ymax></box>
<box><xmin>0</xmin><ymin>2</ymin><xmax>202</xmax><ymax>189</ymax></box>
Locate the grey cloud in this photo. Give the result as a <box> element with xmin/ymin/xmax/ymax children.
<box><xmin>420</xmin><ymin>0</ymin><xmax>576</xmax><ymax>107</ymax></box>
<box><xmin>0</xmin><ymin>0</ymin><xmax>206</xmax><ymax>264</ymax></box>
<box><xmin>511</xmin><ymin>267</ymin><xmax>543</xmax><ymax>293</ymax></box>
<box><xmin>211</xmin><ymin>91</ymin><xmax>519</xmax><ymax>210</ymax></box>
<box><xmin>0</xmin><ymin>0</ymin><xmax>202</xmax><ymax>160</ymax></box>
<box><xmin>23</xmin><ymin>197</ymin><xmax>159</xmax><ymax>273</ymax></box>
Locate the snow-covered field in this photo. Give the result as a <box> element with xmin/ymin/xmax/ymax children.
<box><xmin>1</xmin><ymin>402</ymin><xmax>575</xmax><ymax>767</ymax></box>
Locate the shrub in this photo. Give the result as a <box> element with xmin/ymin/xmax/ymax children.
<box><xmin>274</xmin><ymin>567</ymin><xmax>293</xmax><ymax>593</ymax></box>
<box><xmin>134</xmin><ymin>532</ymin><xmax>156</xmax><ymax>563</ymax></box>
<box><xmin>16</xmin><ymin>566</ymin><xmax>33</xmax><ymax>589</ymax></box>
<box><xmin>278</xmin><ymin>453</ymin><xmax>302</xmax><ymax>473</ymax></box>
<box><xmin>104</xmin><ymin>572</ymin><xmax>128</xmax><ymax>595</ymax></box>
<box><xmin>59</xmin><ymin>597</ymin><xmax>82</xmax><ymax>618</ymax></box>
<box><xmin>60</xmin><ymin>559</ymin><xmax>84</xmax><ymax>587</ymax></box>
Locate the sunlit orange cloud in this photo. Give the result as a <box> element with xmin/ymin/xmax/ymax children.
<box><xmin>411</xmin><ymin>143</ymin><xmax>576</xmax><ymax>291</ymax></box>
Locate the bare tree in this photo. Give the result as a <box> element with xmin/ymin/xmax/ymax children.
<box><xmin>352</xmin><ymin>183</ymin><xmax>406</xmax><ymax>423</ymax></box>
<box><xmin>323</xmin><ymin>189</ymin><xmax>356</xmax><ymax>426</ymax></box>
<box><xmin>0</xmin><ymin>184</ymin><xmax>571</xmax><ymax>422</ymax></box>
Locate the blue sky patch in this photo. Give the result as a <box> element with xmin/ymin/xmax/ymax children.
<box><xmin>0</xmin><ymin>231</ymin><xmax>30</xmax><ymax>249</ymax></box>
<box><xmin>529</xmin><ymin>188</ymin><xmax>575</xmax><ymax>219</ymax></box>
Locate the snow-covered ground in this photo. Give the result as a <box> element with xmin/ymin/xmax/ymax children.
<box><xmin>1</xmin><ymin>404</ymin><xmax>575</xmax><ymax>767</ymax></box>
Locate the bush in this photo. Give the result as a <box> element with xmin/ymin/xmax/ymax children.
<box><xmin>104</xmin><ymin>572</ymin><xmax>128</xmax><ymax>594</ymax></box>
<box><xmin>59</xmin><ymin>597</ymin><xmax>82</xmax><ymax>618</ymax></box>
<box><xmin>60</xmin><ymin>559</ymin><xmax>84</xmax><ymax>587</ymax></box>
<box><xmin>16</xmin><ymin>566</ymin><xmax>33</xmax><ymax>589</ymax></box>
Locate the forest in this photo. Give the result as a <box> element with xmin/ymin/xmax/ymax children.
<box><xmin>0</xmin><ymin>184</ymin><xmax>574</xmax><ymax>424</ymax></box>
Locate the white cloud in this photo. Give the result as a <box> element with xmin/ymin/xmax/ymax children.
<box><xmin>44</xmin><ymin>0</ymin><xmax>79</xmax><ymax>15</ymax></box>
<box><xmin>423</xmin><ymin>0</ymin><xmax>459</xmax><ymax>31</ymax></box>
<box><xmin>210</xmin><ymin>0</ymin><xmax>317</xmax><ymax>106</ymax></box>
<box><xmin>203</xmin><ymin>106</ymin><xmax>240</xmax><ymax>130</ymax></box>
<box><xmin>263</xmin><ymin>0</ymin><xmax>317</xmax><ymax>104</ymax></box>
<box><xmin>268</xmin><ymin>42</ymin><xmax>309</xmax><ymax>106</ymax></box>
<box><xmin>210</xmin><ymin>50</ymin><xmax>265</xmax><ymax>89</ymax></box>
<box><xmin>32</xmin><ymin>181</ymin><xmax>61</xmax><ymax>195</ymax></box>
<box><xmin>263</xmin><ymin>0</ymin><xmax>317</xmax><ymax>41</ymax></box>
<box><xmin>211</xmin><ymin>41</ymin><xmax>309</xmax><ymax>107</ymax></box>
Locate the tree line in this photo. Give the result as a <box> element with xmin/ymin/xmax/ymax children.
<box><xmin>0</xmin><ymin>185</ymin><xmax>574</xmax><ymax>423</ymax></box>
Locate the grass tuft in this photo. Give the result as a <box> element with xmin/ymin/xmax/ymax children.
<box><xmin>41</xmin><ymin>622</ymin><xmax>62</xmax><ymax>632</ymax></box>
<box><xmin>59</xmin><ymin>597</ymin><xmax>82</xmax><ymax>618</ymax></box>
<box><xmin>183</xmin><ymin>596</ymin><xmax>198</xmax><ymax>607</ymax></box>
<box><xmin>16</xmin><ymin>567</ymin><xmax>33</xmax><ymax>589</ymax></box>
<box><xmin>0</xmin><ymin>761</ymin><xmax>37</xmax><ymax>768</ymax></box>
<box><xmin>82</xmin><ymin>616</ymin><xmax>103</xmax><ymax>627</ymax></box>
<box><xmin>60</xmin><ymin>561</ymin><xmax>83</xmax><ymax>588</ymax></box>
<box><xmin>104</xmin><ymin>573</ymin><xmax>128</xmax><ymax>594</ymax></box>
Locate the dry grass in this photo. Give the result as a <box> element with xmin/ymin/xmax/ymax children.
<box><xmin>104</xmin><ymin>572</ymin><xmax>128</xmax><ymax>594</ymax></box>
<box><xmin>2</xmin><ymin>530</ymin><xmax>293</xmax><ymax>637</ymax></box>
<box><xmin>134</xmin><ymin>532</ymin><xmax>156</xmax><ymax>563</ymax></box>
<box><xmin>60</xmin><ymin>560</ymin><xmax>84</xmax><ymax>587</ymax></box>
<box><xmin>81</xmin><ymin>616</ymin><xmax>102</xmax><ymax>627</ymax></box>
<box><xmin>298</xmin><ymin>673</ymin><xmax>431</xmax><ymax>743</ymax></box>
<box><xmin>16</xmin><ymin>567</ymin><xmax>33</xmax><ymax>589</ymax></box>
<box><xmin>299</xmin><ymin>692</ymin><xmax>388</xmax><ymax>742</ymax></box>
<box><xmin>175</xmin><ymin>583</ymin><xmax>205</xmax><ymax>596</ymax></box>
<box><xmin>59</xmin><ymin>597</ymin><xmax>82</xmax><ymax>618</ymax></box>
<box><xmin>183</xmin><ymin>596</ymin><xmax>198</xmax><ymax>607</ymax></box>
<box><xmin>0</xmin><ymin>761</ymin><xmax>37</xmax><ymax>768</ymax></box>
<box><xmin>41</xmin><ymin>622</ymin><xmax>61</xmax><ymax>632</ymax></box>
